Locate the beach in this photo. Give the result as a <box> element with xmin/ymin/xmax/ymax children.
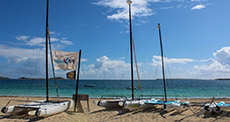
<box><xmin>1</xmin><ymin>96</ymin><xmax>230</xmax><ymax>122</ymax></box>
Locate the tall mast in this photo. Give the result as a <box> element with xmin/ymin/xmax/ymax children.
<box><xmin>45</xmin><ymin>0</ymin><xmax>49</xmax><ymax>102</ymax></box>
<box><xmin>157</xmin><ymin>23</ymin><xmax>167</xmax><ymax>102</ymax></box>
<box><xmin>127</xmin><ymin>0</ymin><xmax>134</xmax><ymax>100</ymax></box>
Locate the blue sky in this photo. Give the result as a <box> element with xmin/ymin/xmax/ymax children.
<box><xmin>0</xmin><ymin>0</ymin><xmax>230</xmax><ymax>79</ymax></box>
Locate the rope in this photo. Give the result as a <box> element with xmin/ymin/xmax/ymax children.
<box><xmin>33</xmin><ymin>48</ymin><xmax>43</xmax><ymax>77</ymax></box>
<box><xmin>48</xmin><ymin>30</ymin><xmax>59</xmax><ymax>99</ymax></box>
<box><xmin>152</xmin><ymin>50</ymin><xmax>160</xmax><ymax>94</ymax></box>
<box><xmin>132</xmin><ymin>37</ymin><xmax>143</xmax><ymax>96</ymax></box>
<box><xmin>119</xmin><ymin>45</ymin><xmax>129</xmax><ymax>80</ymax></box>
<box><xmin>164</xmin><ymin>57</ymin><xmax>178</xmax><ymax>99</ymax></box>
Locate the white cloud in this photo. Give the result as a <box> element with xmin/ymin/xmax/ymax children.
<box><xmin>82</xmin><ymin>56</ymin><xmax>130</xmax><ymax>79</ymax></box>
<box><xmin>0</xmin><ymin>45</ymin><xmax>41</xmax><ymax>63</ymax></box>
<box><xmin>26</xmin><ymin>37</ymin><xmax>44</xmax><ymax>46</ymax></box>
<box><xmin>191</xmin><ymin>0</ymin><xmax>208</xmax><ymax>2</ymax></box>
<box><xmin>81</xmin><ymin>58</ymin><xmax>88</xmax><ymax>62</ymax></box>
<box><xmin>16</xmin><ymin>36</ymin><xmax>30</xmax><ymax>41</ymax></box>
<box><xmin>213</xmin><ymin>47</ymin><xmax>230</xmax><ymax>65</ymax></box>
<box><xmin>15</xmin><ymin>35</ymin><xmax>73</xmax><ymax>47</ymax></box>
<box><xmin>93</xmin><ymin>0</ymin><xmax>159</xmax><ymax>20</ymax></box>
<box><xmin>160</xmin><ymin>6</ymin><xmax>174</xmax><ymax>10</ymax></box>
<box><xmin>150</xmin><ymin>56</ymin><xmax>194</xmax><ymax>66</ymax></box>
<box><xmin>94</xmin><ymin>0</ymin><xmax>210</xmax><ymax>21</ymax></box>
<box><xmin>193</xmin><ymin>47</ymin><xmax>230</xmax><ymax>73</ymax></box>
<box><xmin>191</xmin><ymin>4</ymin><xmax>206</xmax><ymax>10</ymax></box>
<box><xmin>184</xmin><ymin>47</ymin><xmax>230</xmax><ymax>79</ymax></box>
<box><xmin>192</xmin><ymin>60</ymin><xmax>230</xmax><ymax>79</ymax></box>
<box><xmin>194</xmin><ymin>61</ymin><xmax>229</xmax><ymax>72</ymax></box>
<box><xmin>60</xmin><ymin>40</ymin><xmax>73</xmax><ymax>45</ymax></box>
<box><xmin>26</xmin><ymin>37</ymin><xmax>60</xmax><ymax>46</ymax></box>
<box><xmin>0</xmin><ymin>34</ymin><xmax>75</xmax><ymax>78</ymax></box>
<box><xmin>0</xmin><ymin>33</ymin><xmax>76</xmax><ymax>63</ymax></box>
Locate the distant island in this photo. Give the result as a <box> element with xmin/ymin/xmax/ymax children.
<box><xmin>0</xmin><ymin>76</ymin><xmax>10</xmax><ymax>79</ymax></box>
<box><xmin>18</xmin><ymin>77</ymin><xmax>66</xmax><ymax>80</ymax></box>
<box><xmin>215</xmin><ymin>78</ymin><xmax>230</xmax><ymax>80</ymax></box>
<box><xmin>49</xmin><ymin>77</ymin><xmax>66</xmax><ymax>80</ymax></box>
<box><xmin>1</xmin><ymin>77</ymin><xmax>229</xmax><ymax>81</ymax></box>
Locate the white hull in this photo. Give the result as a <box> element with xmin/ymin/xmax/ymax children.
<box><xmin>1</xmin><ymin>100</ymin><xmax>73</xmax><ymax>117</ymax></box>
<box><xmin>196</xmin><ymin>102</ymin><xmax>220</xmax><ymax>116</ymax></box>
<box><xmin>2</xmin><ymin>100</ymin><xmax>44</xmax><ymax>115</ymax></box>
<box><xmin>33</xmin><ymin>100</ymin><xmax>73</xmax><ymax>116</ymax></box>
<box><xmin>163</xmin><ymin>100</ymin><xmax>185</xmax><ymax>111</ymax></box>
<box><xmin>97</xmin><ymin>99</ymin><xmax>124</xmax><ymax>109</ymax></box>
<box><xmin>119</xmin><ymin>99</ymin><xmax>150</xmax><ymax>111</ymax></box>
<box><xmin>145</xmin><ymin>99</ymin><xmax>189</xmax><ymax>112</ymax></box>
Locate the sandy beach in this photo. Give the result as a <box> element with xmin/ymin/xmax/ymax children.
<box><xmin>1</xmin><ymin>96</ymin><xmax>230</xmax><ymax>122</ymax></box>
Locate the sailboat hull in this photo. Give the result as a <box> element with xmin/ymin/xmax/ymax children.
<box><xmin>34</xmin><ymin>100</ymin><xmax>73</xmax><ymax>116</ymax></box>
<box><xmin>97</xmin><ymin>99</ymin><xmax>124</xmax><ymax>109</ymax></box>
<box><xmin>120</xmin><ymin>99</ymin><xmax>149</xmax><ymax>111</ymax></box>
<box><xmin>1</xmin><ymin>100</ymin><xmax>43</xmax><ymax>115</ymax></box>
<box><xmin>217</xmin><ymin>102</ymin><xmax>230</xmax><ymax>111</ymax></box>
<box><xmin>1</xmin><ymin>100</ymin><xmax>73</xmax><ymax>116</ymax></box>
<box><xmin>145</xmin><ymin>99</ymin><xmax>188</xmax><ymax>111</ymax></box>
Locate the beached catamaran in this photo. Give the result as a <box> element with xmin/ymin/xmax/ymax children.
<box><xmin>97</xmin><ymin>0</ymin><xmax>146</xmax><ymax>110</ymax></box>
<box><xmin>97</xmin><ymin>0</ymin><xmax>133</xmax><ymax>109</ymax></box>
<box><xmin>144</xmin><ymin>24</ymin><xmax>189</xmax><ymax>111</ymax></box>
<box><xmin>195</xmin><ymin>97</ymin><xmax>230</xmax><ymax>116</ymax></box>
<box><xmin>1</xmin><ymin>0</ymin><xmax>79</xmax><ymax>116</ymax></box>
<box><xmin>116</xmin><ymin>0</ymin><xmax>153</xmax><ymax>111</ymax></box>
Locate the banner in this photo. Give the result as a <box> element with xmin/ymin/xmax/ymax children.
<box><xmin>52</xmin><ymin>50</ymin><xmax>79</xmax><ymax>70</ymax></box>
<box><xmin>66</xmin><ymin>71</ymin><xmax>76</xmax><ymax>80</ymax></box>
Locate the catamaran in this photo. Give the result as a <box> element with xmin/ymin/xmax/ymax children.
<box><xmin>144</xmin><ymin>24</ymin><xmax>189</xmax><ymax>112</ymax></box>
<box><xmin>195</xmin><ymin>97</ymin><xmax>230</xmax><ymax>116</ymax></box>
<box><xmin>116</xmin><ymin>0</ymin><xmax>155</xmax><ymax>111</ymax></box>
<box><xmin>0</xmin><ymin>0</ymin><xmax>82</xmax><ymax>117</ymax></box>
<box><xmin>97</xmin><ymin>0</ymin><xmax>146</xmax><ymax>110</ymax></box>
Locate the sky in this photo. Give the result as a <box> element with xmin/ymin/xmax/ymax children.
<box><xmin>0</xmin><ymin>0</ymin><xmax>230</xmax><ymax>79</ymax></box>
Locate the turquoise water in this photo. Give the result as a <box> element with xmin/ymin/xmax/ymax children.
<box><xmin>0</xmin><ymin>79</ymin><xmax>230</xmax><ymax>98</ymax></box>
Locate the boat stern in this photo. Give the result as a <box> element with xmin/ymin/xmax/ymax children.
<box><xmin>1</xmin><ymin>106</ymin><xmax>15</xmax><ymax>114</ymax></box>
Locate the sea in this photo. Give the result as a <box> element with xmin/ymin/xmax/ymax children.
<box><xmin>0</xmin><ymin>79</ymin><xmax>230</xmax><ymax>98</ymax></box>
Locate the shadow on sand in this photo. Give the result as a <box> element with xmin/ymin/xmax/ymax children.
<box><xmin>175</xmin><ymin>110</ymin><xmax>230</xmax><ymax>122</ymax></box>
<box><xmin>0</xmin><ymin>114</ymin><xmax>44</xmax><ymax>122</ymax></box>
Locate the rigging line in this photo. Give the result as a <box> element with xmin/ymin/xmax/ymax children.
<box><xmin>48</xmin><ymin>31</ymin><xmax>59</xmax><ymax>99</ymax></box>
<box><xmin>33</xmin><ymin>43</ymin><xmax>44</xmax><ymax>77</ymax></box>
<box><xmin>164</xmin><ymin>56</ymin><xmax>178</xmax><ymax>99</ymax></box>
<box><xmin>119</xmin><ymin>44</ymin><xmax>129</xmax><ymax>81</ymax></box>
<box><xmin>132</xmin><ymin>37</ymin><xmax>143</xmax><ymax>95</ymax></box>
<box><xmin>152</xmin><ymin>51</ymin><xmax>160</xmax><ymax>94</ymax></box>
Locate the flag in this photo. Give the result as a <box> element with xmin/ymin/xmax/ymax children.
<box><xmin>52</xmin><ymin>50</ymin><xmax>79</xmax><ymax>70</ymax></box>
<box><xmin>67</xmin><ymin>71</ymin><xmax>76</xmax><ymax>80</ymax></box>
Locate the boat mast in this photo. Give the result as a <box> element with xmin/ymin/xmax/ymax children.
<box><xmin>157</xmin><ymin>23</ymin><xmax>167</xmax><ymax>102</ymax></box>
<box><xmin>127</xmin><ymin>0</ymin><xmax>134</xmax><ymax>100</ymax></box>
<box><xmin>45</xmin><ymin>0</ymin><xmax>49</xmax><ymax>102</ymax></box>
<box><xmin>74</xmin><ymin>50</ymin><xmax>82</xmax><ymax>112</ymax></box>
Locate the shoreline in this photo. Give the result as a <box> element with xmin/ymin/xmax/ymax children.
<box><xmin>1</xmin><ymin>95</ymin><xmax>230</xmax><ymax>100</ymax></box>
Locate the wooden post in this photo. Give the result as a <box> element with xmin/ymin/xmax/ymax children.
<box><xmin>74</xmin><ymin>50</ymin><xmax>82</xmax><ymax>112</ymax></box>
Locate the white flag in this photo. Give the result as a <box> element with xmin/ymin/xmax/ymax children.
<box><xmin>52</xmin><ymin>50</ymin><xmax>79</xmax><ymax>70</ymax></box>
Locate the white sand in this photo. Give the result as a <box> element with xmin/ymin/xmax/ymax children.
<box><xmin>1</xmin><ymin>96</ymin><xmax>230</xmax><ymax>122</ymax></box>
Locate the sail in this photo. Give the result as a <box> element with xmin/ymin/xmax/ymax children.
<box><xmin>52</xmin><ymin>50</ymin><xmax>79</xmax><ymax>70</ymax></box>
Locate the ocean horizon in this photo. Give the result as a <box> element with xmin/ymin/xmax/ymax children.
<box><xmin>1</xmin><ymin>79</ymin><xmax>230</xmax><ymax>99</ymax></box>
